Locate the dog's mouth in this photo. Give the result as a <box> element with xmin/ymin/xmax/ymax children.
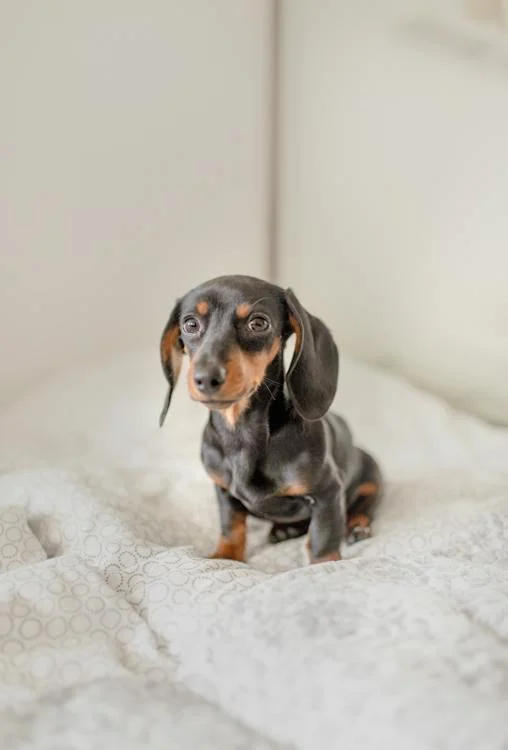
<box><xmin>191</xmin><ymin>391</ymin><xmax>255</xmax><ymax>410</ymax></box>
<box><xmin>198</xmin><ymin>398</ymin><xmax>239</xmax><ymax>408</ymax></box>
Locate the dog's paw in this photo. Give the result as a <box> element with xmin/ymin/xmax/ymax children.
<box><xmin>268</xmin><ymin>520</ymin><xmax>309</xmax><ymax>544</ymax></box>
<box><xmin>347</xmin><ymin>524</ymin><xmax>372</xmax><ymax>545</ymax></box>
<box><xmin>309</xmin><ymin>550</ymin><xmax>341</xmax><ymax>564</ymax></box>
<box><xmin>208</xmin><ymin>540</ymin><xmax>245</xmax><ymax>562</ymax></box>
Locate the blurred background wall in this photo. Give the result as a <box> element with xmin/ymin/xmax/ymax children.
<box><xmin>2</xmin><ymin>0</ymin><xmax>508</xmax><ymax>423</ymax></box>
<box><xmin>277</xmin><ymin>0</ymin><xmax>508</xmax><ymax>423</ymax></box>
<box><xmin>1</xmin><ymin>0</ymin><xmax>273</xmax><ymax>403</ymax></box>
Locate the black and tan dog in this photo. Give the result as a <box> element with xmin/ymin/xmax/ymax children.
<box><xmin>159</xmin><ymin>275</ymin><xmax>381</xmax><ymax>564</ymax></box>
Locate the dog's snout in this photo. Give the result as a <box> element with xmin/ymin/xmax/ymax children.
<box><xmin>193</xmin><ymin>362</ymin><xmax>226</xmax><ymax>396</ymax></box>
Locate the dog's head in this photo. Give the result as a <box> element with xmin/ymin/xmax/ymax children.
<box><xmin>159</xmin><ymin>275</ymin><xmax>339</xmax><ymax>426</ymax></box>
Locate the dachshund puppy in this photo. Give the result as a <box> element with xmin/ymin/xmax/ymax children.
<box><xmin>159</xmin><ymin>275</ymin><xmax>382</xmax><ymax>564</ymax></box>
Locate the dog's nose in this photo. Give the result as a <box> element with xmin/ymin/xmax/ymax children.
<box><xmin>193</xmin><ymin>363</ymin><xmax>226</xmax><ymax>396</ymax></box>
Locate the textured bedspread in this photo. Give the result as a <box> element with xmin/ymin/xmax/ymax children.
<box><xmin>0</xmin><ymin>350</ymin><xmax>507</xmax><ymax>749</ymax></box>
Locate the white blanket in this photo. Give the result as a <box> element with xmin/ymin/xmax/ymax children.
<box><xmin>0</xmin><ymin>350</ymin><xmax>507</xmax><ymax>750</ymax></box>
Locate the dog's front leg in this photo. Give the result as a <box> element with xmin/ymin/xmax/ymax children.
<box><xmin>307</xmin><ymin>483</ymin><xmax>345</xmax><ymax>564</ymax></box>
<box><xmin>209</xmin><ymin>486</ymin><xmax>247</xmax><ymax>562</ymax></box>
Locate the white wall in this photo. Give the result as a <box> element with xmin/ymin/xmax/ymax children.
<box><xmin>278</xmin><ymin>0</ymin><xmax>508</xmax><ymax>424</ymax></box>
<box><xmin>0</xmin><ymin>1</ymin><xmax>272</xmax><ymax>403</ymax></box>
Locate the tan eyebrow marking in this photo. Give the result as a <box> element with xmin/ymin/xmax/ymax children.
<box><xmin>196</xmin><ymin>300</ymin><xmax>209</xmax><ymax>316</ymax></box>
<box><xmin>236</xmin><ymin>303</ymin><xmax>251</xmax><ymax>319</ymax></box>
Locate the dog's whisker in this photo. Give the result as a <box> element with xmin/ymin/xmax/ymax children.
<box><xmin>262</xmin><ymin>379</ymin><xmax>277</xmax><ymax>400</ymax></box>
<box><xmin>263</xmin><ymin>376</ymin><xmax>280</xmax><ymax>386</ymax></box>
<box><xmin>264</xmin><ymin>385</ymin><xmax>276</xmax><ymax>401</ymax></box>
<box><xmin>249</xmin><ymin>296</ymin><xmax>271</xmax><ymax>310</ymax></box>
<box><xmin>262</xmin><ymin>381</ymin><xmax>273</xmax><ymax>398</ymax></box>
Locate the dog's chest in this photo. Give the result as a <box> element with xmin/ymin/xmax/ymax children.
<box><xmin>209</xmin><ymin>446</ymin><xmax>268</xmax><ymax>501</ymax></box>
<box><xmin>201</xmin><ymin>434</ymin><xmax>313</xmax><ymax>520</ymax></box>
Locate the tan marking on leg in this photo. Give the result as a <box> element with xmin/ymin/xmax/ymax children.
<box><xmin>310</xmin><ymin>551</ymin><xmax>341</xmax><ymax>564</ymax></box>
<box><xmin>207</xmin><ymin>471</ymin><xmax>229</xmax><ymax>491</ymax></box>
<box><xmin>209</xmin><ymin>512</ymin><xmax>247</xmax><ymax>562</ymax></box>
<box><xmin>347</xmin><ymin>512</ymin><xmax>370</xmax><ymax>531</ymax></box>
<box><xmin>352</xmin><ymin>481</ymin><xmax>378</xmax><ymax>502</ymax></box>
<box><xmin>305</xmin><ymin>534</ymin><xmax>341</xmax><ymax>564</ymax></box>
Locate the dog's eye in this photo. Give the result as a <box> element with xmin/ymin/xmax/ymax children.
<box><xmin>248</xmin><ymin>315</ymin><xmax>270</xmax><ymax>333</ymax></box>
<box><xmin>182</xmin><ymin>316</ymin><xmax>202</xmax><ymax>336</ymax></box>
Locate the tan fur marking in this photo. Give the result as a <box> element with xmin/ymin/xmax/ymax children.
<box><xmin>161</xmin><ymin>325</ymin><xmax>183</xmax><ymax>381</ymax></box>
<box><xmin>221</xmin><ymin>338</ymin><xmax>281</xmax><ymax>426</ymax></box>
<box><xmin>278</xmin><ymin>482</ymin><xmax>310</xmax><ymax>497</ymax></box>
<box><xmin>196</xmin><ymin>300</ymin><xmax>209</xmax><ymax>316</ymax></box>
<box><xmin>207</xmin><ymin>471</ymin><xmax>229</xmax><ymax>491</ymax></box>
<box><xmin>187</xmin><ymin>358</ymin><xmax>200</xmax><ymax>401</ymax></box>
<box><xmin>161</xmin><ymin>325</ymin><xmax>179</xmax><ymax>363</ymax></box>
<box><xmin>209</xmin><ymin>512</ymin><xmax>247</xmax><ymax>562</ymax></box>
<box><xmin>310</xmin><ymin>550</ymin><xmax>341</xmax><ymax>564</ymax></box>
<box><xmin>236</xmin><ymin>303</ymin><xmax>251</xmax><ymax>319</ymax></box>
<box><xmin>223</xmin><ymin>396</ymin><xmax>252</xmax><ymax>428</ymax></box>
<box><xmin>242</xmin><ymin>337</ymin><xmax>281</xmax><ymax>388</ymax></box>
<box><xmin>221</xmin><ymin>339</ymin><xmax>281</xmax><ymax>428</ymax></box>
<box><xmin>347</xmin><ymin>512</ymin><xmax>370</xmax><ymax>531</ymax></box>
<box><xmin>352</xmin><ymin>482</ymin><xmax>378</xmax><ymax>502</ymax></box>
<box><xmin>186</xmin><ymin>338</ymin><xmax>281</xmax><ymax>417</ymax></box>
<box><xmin>221</xmin><ymin>347</ymin><xmax>248</xmax><ymax>400</ymax></box>
<box><xmin>187</xmin><ymin>346</ymin><xmax>247</xmax><ymax>406</ymax></box>
<box><xmin>209</xmin><ymin>338</ymin><xmax>281</xmax><ymax>404</ymax></box>
<box><xmin>288</xmin><ymin>314</ymin><xmax>303</xmax><ymax>353</ymax></box>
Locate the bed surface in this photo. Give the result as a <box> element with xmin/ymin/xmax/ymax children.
<box><xmin>0</xmin><ymin>350</ymin><xmax>507</xmax><ymax>749</ymax></box>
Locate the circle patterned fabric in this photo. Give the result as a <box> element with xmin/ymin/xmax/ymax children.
<box><xmin>0</xmin><ymin>350</ymin><xmax>507</xmax><ymax>750</ymax></box>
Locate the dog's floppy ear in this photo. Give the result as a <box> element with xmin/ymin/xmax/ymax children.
<box><xmin>159</xmin><ymin>299</ymin><xmax>184</xmax><ymax>427</ymax></box>
<box><xmin>284</xmin><ymin>289</ymin><xmax>339</xmax><ymax>421</ymax></box>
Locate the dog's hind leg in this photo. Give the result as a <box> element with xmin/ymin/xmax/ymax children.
<box><xmin>345</xmin><ymin>449</ymin><xmax>382</xmax><ymax>544</ymax></box>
